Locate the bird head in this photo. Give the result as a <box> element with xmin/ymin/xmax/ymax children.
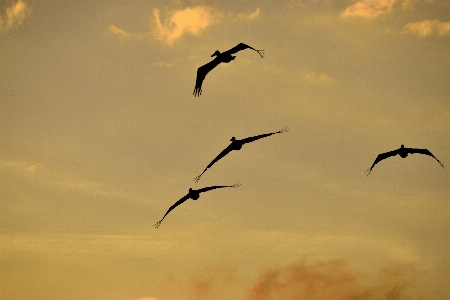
<box><xmin>400</xmin><ymin>144</ymin><xmax>405</xmax><ymax>148</ymax></box>
<box><xmin>211</xmin><ymin>50</ymin><xmax>220</xmax><ymax>57</ymax></box>
<box><xmin>230</xmin><ymin>137</ymin><xmax>236</xmax><ymax>142</ymax></box>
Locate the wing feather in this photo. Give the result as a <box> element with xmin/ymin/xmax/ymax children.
<box><xmin>366</xmin><ymin>149</ymin><xmax>399</xmax><ymax>175</ymax></box>
<box><xmin>193</xmin><ymin>58</ymin><xmax>222</xmax><ymax>97</ymax></box>
<box><xmin>154</xmin><ymin>194</ymin><xmax>190</xmax><ymax>228</ymax></box>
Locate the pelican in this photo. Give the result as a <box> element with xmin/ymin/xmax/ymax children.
<box><xmin>366</xmin><ymin>144</ymin><xmax>445</xmax><ymax>176</ymax></box>
<box><xmin>193</xmin><ymin>43</ymin><xmax>264</xmax><ymax>97</ymax></box>
<box><xmin>153</xmin><ymin>182</ymin><xmax>240</xmax><ymax>228</ymax></box>
<box><xmin>194</xmin><ymin>127</ymin><xmax>289</xmax><ymax>182</ymax></box>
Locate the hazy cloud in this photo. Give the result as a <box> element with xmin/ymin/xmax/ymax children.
<box><xmin>402</xmin><ymin>19</ymin><xmax>450</xmax><ymax>37</ymax></box>
<box><xmin>340</xmin><ymin>0</ymin><xmax>397</xmax><ymax>19</ymax></box>
<box><xmin>153</xmin><ymin>6</ymin><xmax>218</xmax><ymax>45</ymax></box>
<box><xmin>248</xmin><ymin>259</ymin><xmax>420</xmax><ymax>300</ymax></box>
<box><xmin>0</xmin><ymin>0</ymin><xmax>31</xmax><ymax>33</ymax></box>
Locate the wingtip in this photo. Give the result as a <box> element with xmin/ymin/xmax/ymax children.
<box><xmin>232</xmin><ymin>181</ymin><xmax>241</xmax><ymax>188</ymax></box>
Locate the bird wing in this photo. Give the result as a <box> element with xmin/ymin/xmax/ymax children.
<box><xmin>193</xmin><ymin>58</ymin><xmax>222</xmax><ymax>97</ymax></box>
<box><xmin>194</xmin><ymin>144</ymin><xmax>234</xmax><ymax>182</ymax></box>
<box><xmin>197</xmin><ymin>185</ymin><xmax>233</xmax><ymax>193</ymax></box>
<box><xmin>154</xmin><ymin>194</ymin><xmax>190</xmax><ymax>228</ymax></box>
<box><xmin>222</xmin><ymin>43</ymin><xmax>264</xmax><ymax>58</ymax></box>
<box><xmin>366</xmin><ymin>149</ymin><xmax>399</xmax><ymax>175</ymax></box>
<box><xmin>406</xmin><ymin>148</ymin><xmax>445</xmax><ymax>168</ymax></box>
<box><xmin>197</xmin><ymin>181</ymin><xmax>241</xmax><ymax>193</ymax></box>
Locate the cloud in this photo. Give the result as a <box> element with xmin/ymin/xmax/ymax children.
<box><xmin>402</xmin><ymin>19</ymin><xmax>450</xmax><ymax>37</ymax></box>
<box><xmin>0</xmin><ymin>0</ymin><xmax>31</xmax><ymax>33</ymax></box>
<box><xmin>25</xmin><ymin>163</ymin><xmax>44</xmax><ymax>174</ymax></box>
<box><xmin>239</xmin><ymin>8</ymin><xmax>261</xmax><ymax>20</ymax></box>
<box><xmin>153</xmin><ymin>6</ymin><xmax>218</xmax><ymax>45</ymax></box>
<box><xmin>340</xmin><ymin>0</ymin><xmax>397</xmax><ymax>19</ymax></box>
<box><xmin>304</xmin><ymin>72</ymin><xmax>333</xmax><ymax>83</ymax></box>
<box><xmin>247</xmin><ymin>259</ymin><xmax>420</xmax><ymax>300</ymax></box>
<box><xmin>190</xmin><ymin>266</ymin><xmax>236</xmax><ymax>298</ymax></box>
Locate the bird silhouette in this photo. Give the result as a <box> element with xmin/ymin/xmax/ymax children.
<box><xmin>153</xmin><ymin>182</ymin><xmax>240</xmax><ymax>228</ymax></box>
<box><xmin>366</xmin><ymin>144</ymin><xmax>445</xmax><ymax>176</ymax></box>
<box><xmin>193</xmin><ymin>43</ymin><xmax>264</xmax><ymax>97</ymax></box>
<box><xmin>194</xmin><ymin>127</ymin><xmax>289</xmax><ymax>182</ymax></box>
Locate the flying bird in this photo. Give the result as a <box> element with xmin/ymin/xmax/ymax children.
<box><xmin>366</xmin><ymin>144</ymin><xmax>445</xmax><ymax>176</ymax></box>
<box><xmin>153</xmin><ymin>182</ymin><xmax>240</xmax><ymax>228</ymax></box>
<box><xmin>193</xmin><ymin>43</ymin><xmax>264</xmax><ymax>97</ymax></box>
<box><xmin>194</xmin><ymin>127</ymin><xmax>289</xmax><ymax>182</ymax></box>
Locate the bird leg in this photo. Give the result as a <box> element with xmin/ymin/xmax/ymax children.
<box><xmin>255</xmin><ymin>50</ymin><xmax>265</xmax><ymax>58</ymax></box>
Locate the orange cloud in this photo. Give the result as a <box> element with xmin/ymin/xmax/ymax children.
<box><xmin>153</xmin><ymin>6</ymin><xmax>218</xmax><ymax>45</ymax></box>
<box><xmin>0</xmin><ymin>0</ymin><xmax>31</xmax><ymax>33</ymax></box>
<box><xmin>402</xmin><ymin>19</ymin><xmax>450</xmax><ymax>37</ymax></box>
<box><xmin>340</xmin><ymin>0</ymin><xmax>397</xmax><ymax>19</ymax></box>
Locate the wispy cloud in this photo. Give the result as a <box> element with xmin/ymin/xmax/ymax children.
<box><xmin>402</xmin><ymin>19</ymin><xmax>450</xmax><ymax>37</ymax></box>
<box><xmin>108</xmin><ymin>24</ymin><xmax>140</xmax><ymax>39</ymax></box>
<box><xmin>0</xmin><ymin>0</ymin><xmax>31</xmax><ymax>33</ymax></box>
<box><xmin>153</xmin><ymin>6</ymin><xmax>219</xmax><ymax>45</ymax></box>
<box><xmin>340</xmin><ymin>0</ymin><xmax>397</xmax><ymax>19</ymax></box>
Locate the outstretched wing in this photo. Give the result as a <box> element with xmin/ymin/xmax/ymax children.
<box><xmin>222</xmin><ymin>43</ymin><xmax>264</xmax><ymax>58</ymax></box>
<box><xmin>240</xmin><ymin>127</ymin><xmax>288</xmax><ymax>145</ymax></box>
<box><xmin>197</xmin><ymin>183</ymin><xmax>239</xmax><ymax>193</ymax></box>
<box><xmin>194</xmin><ymin>144</ymin><xmax>234</xmax><ymax>182</ymax></box>
<box><xmin>154</xmin><ymin>194</ymin><xmax>190</xmax><ymax>228</ymax></box>
<box><xmin>193</xmin><ymin>58</ymin><xmax>222</xmax><ymax>97</ymax></box>
<box><xmin>366</xmin><ymin>149</ymin><xmax>399</xmax><ymax>175</ymax></box>
<box><xmin>406</xmin><ymin>148</ymin><xmax>445</xmax><ymax>168</ymax></box>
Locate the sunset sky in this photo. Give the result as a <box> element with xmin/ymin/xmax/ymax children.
<box><xmin>1</xmin><ymin>0</ymin><xmax>449</xmax><ymax>299</ymax></box>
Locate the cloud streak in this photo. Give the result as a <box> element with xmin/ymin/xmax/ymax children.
<box><xmin>340</xmin><ymin>0</ymin><xmax>397</xmax><ymax>19</ymax></box>
<box><xmin>0</xmin><ymin>0</ymin><xmax>31</xmax><ymax>33</ymax></box>
<box><xmin>402</xmin><ymin>19</ymin><xmax>450</xmax><ymax>37</ymax></box>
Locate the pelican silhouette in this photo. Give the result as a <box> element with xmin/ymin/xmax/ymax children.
<box><xmin>153</xmin><ymin>182</ymin><xmax>240</xmax><ymax>228</ymax></box>
<box><xmin>194</xmin><ymin>127</ymin><xmax>289</xmax><ymax>182</ymax></box>
<box><xmin>193</xmin><ymin>43</ymin><xmax>264</xmax><ymax>97</ymax></box>
<box><xmin>366</xmin><ymin>144</ymin><xmax>445</xmax><ymax>176</ymax></box>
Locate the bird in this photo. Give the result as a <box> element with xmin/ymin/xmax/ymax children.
<box><xmin>153</xmin><ymin>182</ymin><xmax>240</xmax><ymax>228</ymax></box>
<box><xmin>193</xmin><ymin>43</ymin><xmax>264</xmax><ymax>97</ymax></box>
<box><xmin>194</xmin><ymin>127</ymin><xmax>289</xmax><ymax>182</ymax></box>
<box><xmin>366</xmin><ymin>144</ymin><xmax>445</xmax><ymax>176</ymax></box>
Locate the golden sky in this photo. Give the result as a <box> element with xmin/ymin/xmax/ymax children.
<box><xmin>1</xmin><ymin>0</ymin><xmax>449</xmax><ymax>299</ymax></box>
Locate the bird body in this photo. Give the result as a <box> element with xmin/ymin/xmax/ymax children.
<box><xmin>153</xmin><ymin>182</ymin><xmax>240</xmax><ymax>228</ymax></box>
<box><xmin>193</xmin><ymin>43</ymin><xmax>264</xmax><ymax>97</ymax></box>
<box><xmin>194</xmin><ymin>127</ymin><xmax>289</xmax><ymax>182</ymax></box>
<box><xmin>366</xmin><ymin>144</ymin><xmax>445</xmax><ymax>175</ymax></box>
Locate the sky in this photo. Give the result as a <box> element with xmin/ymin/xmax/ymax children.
<box><xmin>1</xmin><ymin>0</ymin><xmax>449</xmax><ymax>299</ymax></box>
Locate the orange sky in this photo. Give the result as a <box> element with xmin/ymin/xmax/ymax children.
<box><xmin>1</xmin><ymin>0</ymin><xmax>449</xmax><ymax>299</ymax></box>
